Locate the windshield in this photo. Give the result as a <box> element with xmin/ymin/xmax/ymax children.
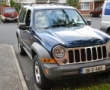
<box><xmin>34</xmin><ymin>9</ymin><xmax>86</xmax><ymax>29</ymax></box>
<box><xmin>4</xmin><ymin>8</ymin><xmax>16</xmax><ymax>13</ymax></box>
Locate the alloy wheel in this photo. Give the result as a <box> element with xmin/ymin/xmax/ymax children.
<box><xmin>35</xmin><ymin>61</ymin><xmax>41</xmax><ymax>84</ymax></box>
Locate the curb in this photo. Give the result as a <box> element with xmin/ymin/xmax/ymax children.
<box><xmin>1</xmin><ymin>44</ymin><xmax>29</xmax><ymax>90</ymax></box>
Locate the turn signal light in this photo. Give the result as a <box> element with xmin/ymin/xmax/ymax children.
<box><xmin>45</xmin><ymin>69</ymin><xmax>49</xmax><ymax>74</ymax></box>
<box><xmin>41</xmin><ymin>58</ymin><xmax>56</xmax><ymax>63</ymax></box>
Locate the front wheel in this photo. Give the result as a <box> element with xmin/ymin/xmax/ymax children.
<box><xmin>2</xmin><ymin>19</ymin><xmax>5</xmax><ymax>23</ymax></box>
<box><xmin>33</xmin><ymin>55</ymin><xmax>51</xmax><ymax>89</ymax></box>
<box><xmin>107</xmin><ymin>28</ymin><xmax>110</xmax><ymax>35</ymax></box>
<box><xmin>90</xmin><ymin>13</ymin><xmax>93</xmax><ymax>17</ymax></box>
<box><xmin>99</xmin><ymin>14</ymin><xmax>102</xmax><ymax>18</ymax></box>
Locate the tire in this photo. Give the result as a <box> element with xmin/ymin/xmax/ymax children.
<box><xmin>107</xmin><ymin>28</ymin><xmax>110</xmax><ymax>35</ymax></box>
<box><xmin>90</xmin><ymin>13</ymin><xmax>93</xmax><ymax>17</ymax></box>
<box><xmin>99</xmin><ymin>14</ymin><xmax>102</xmax><ymax>18</ymax></box>
<box><xmin>2</xmin><ymin>19</ymin><xmax>5</xmax><ymax>23</ymax></box>
<box><xmin>33</xmin><ymin>55</ymin><xmax>51</xmax><ymax>89</ymax></box>
<box><xmin>18</xmin><ymin>39</ymin><xmax>27</xmax><ymax>56</ymax></box>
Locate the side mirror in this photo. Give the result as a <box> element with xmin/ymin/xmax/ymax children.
<box><xmin>18</xmin><ymin>23</ymin><xmax>29</xmax><ymax>30</ymax></box>
<box><xmin>87</xmin><ymin>19</ymin><xmax>91</xmax><ymax>26</ymax></box>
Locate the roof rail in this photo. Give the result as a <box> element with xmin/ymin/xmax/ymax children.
<box><xmin>50</xmin><ymin>2</ymin><xmax>68</xmax><ymax>6</ymax></box>
<box><xmin>21</xmin><ymin>2</ymin><xmax>68</xmax><ymax>6</ymax></box>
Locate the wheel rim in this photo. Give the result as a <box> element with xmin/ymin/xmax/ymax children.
<box><xmin>35</xmin><ymin>61</ymin><xmax>41</xmax><ymax>84</ymax></box>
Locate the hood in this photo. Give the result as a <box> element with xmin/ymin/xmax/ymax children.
<box><xmin>37</xmin><ymin>26</ymin><xmax>110</xmax><ymax>48</ymax></box>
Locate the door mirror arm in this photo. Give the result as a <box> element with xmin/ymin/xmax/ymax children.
<box><xmin>87</xmin><ymin>19</ymin><xmax>91</xmax><ymax>26</ymax></box>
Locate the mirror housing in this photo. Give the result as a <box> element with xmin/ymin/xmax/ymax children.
<box><xmin>87</xmin><ymin>19</ymin><xmax>91</xmax><ymax>26</ymax></box>
<box><xmin>18</xmin><ymin>23</ymin><xmax>29</xmax><ymax>30</ymax></box>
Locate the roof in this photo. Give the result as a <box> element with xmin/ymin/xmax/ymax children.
<box><xmin>23</xmin><ymin>4</ymin><xmax>74</xmax><ymax>10</ymax></box>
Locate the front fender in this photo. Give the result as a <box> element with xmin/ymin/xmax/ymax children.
<box><xmin>16</xmin><ymin>28</ymin><xmax>21</xmax><ymax>38</ymax></box>
<box><xmin>31</xmin><ymin>42</ymin><xmax>51</xmax><ymax>59</ymax></box>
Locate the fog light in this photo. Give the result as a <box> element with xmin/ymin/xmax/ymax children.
<box><xmin>63</xmin><ymin>59</ymin><xmax>68</xmax><ymax>64</ymax></box>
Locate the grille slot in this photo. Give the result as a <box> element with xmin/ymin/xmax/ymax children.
<box><xmin>68</xmin><ymin>50</ymin><xmax>74</xmax><ymax>63</ymax></box>
<box><xmin>81</xmin><ymin>49</ymin><xmax>86</xmax><ymax>61</ymax></box>
<box><xmin>68</xmin><ymin>45</ymin><xmax>107</xmax><ymax>63</ymax></box>
<box><xmin>75</xmin><ymin>50</ymin><xmax>80</xmax><ymax>62</ymax></box>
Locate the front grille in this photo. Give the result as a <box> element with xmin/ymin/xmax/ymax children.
<box><xmin>68</xmin><ymin>45</ymin><xmax>107</xmax><ymax>63</ymax></box>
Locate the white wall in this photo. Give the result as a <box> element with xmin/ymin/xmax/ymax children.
<box><xmin>59</xmin><ymin>0</ymin><xmax>66</xmax><ymax>3</ymax></box>
<box><xmin>14</xmin><ymin>0</ymin><xmax>36</xmax><ymax>3</ymax></box>
<box><xmin>80</xmin><ymin>0</ymin><xmax>93</xmax><ymax>2</ymax></box>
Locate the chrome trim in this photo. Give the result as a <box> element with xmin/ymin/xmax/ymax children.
<box><xmin>54</xmin><ymin>44</ymin><xmax>109</xmax><ymax>65</ymax></box>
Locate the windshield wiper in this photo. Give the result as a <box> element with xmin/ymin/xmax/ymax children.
<box><xmin>45</xmin><ymin>24</ymin><xmax>67</xmax><ymax>29</ymax></box>
<box><xmin>67</xmin><ymin>23</ymin><xmax>85</xmax><ymax>27</ymax></box>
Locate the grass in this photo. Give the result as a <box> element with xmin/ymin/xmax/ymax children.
<box><xmin>75</xmin><ymin>83</ymin><xmax>110</xmax><ymax>90</ymax></box>
<box><xmin>62</xmin><ymin>83</ymin><xmax>110</xmax><ymax>90</ymax></box>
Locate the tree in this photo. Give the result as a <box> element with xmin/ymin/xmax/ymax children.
<box><xmin>67</xmin><ymin>0</ymin><xmax>80</xmax><ymax>9</ymax></box>
<box><xmin>10</xmin><ymin>0</ymin><xmax>15</xmax><ymax>7</ymax></box>
<box><xmin>10</xmin><ymin>0</ymin><xmax>21</xmax><ymax>12</ymax></box>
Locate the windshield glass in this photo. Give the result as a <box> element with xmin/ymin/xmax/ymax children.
<box><xmin>34</xmin><ymin>9</ymin><xmax>86</xmax><ymax>29</ymax></box>
<box><xmin>4</xmin><ymin>8</ymin><xmax>16</xmax><ymax>13</ymax></box>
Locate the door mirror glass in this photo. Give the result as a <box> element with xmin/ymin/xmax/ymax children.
<box><xmin>19</xmin><ymin>23</ymin><xmax>29</xmax><ymax>30</ymax></box>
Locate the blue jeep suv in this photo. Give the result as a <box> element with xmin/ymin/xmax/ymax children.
<box><xmin>16</xmin><ymin>3</ymin><xmax>110</xmax><ymax>89</ymax></box>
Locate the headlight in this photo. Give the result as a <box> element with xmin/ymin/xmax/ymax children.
<box><xmin>106</xmin><ymin>40</ymin><xmax>110</xmax><ymax>57</ymax></box>
<box><xmin>52</xmin><ymin>45</ymin><xmax>65</xmax><ymax>58</ymax></box>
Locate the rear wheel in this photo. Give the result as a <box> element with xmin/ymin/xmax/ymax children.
<box><xmin>33</xmin><ymin>55</ymin><xmax>51</xmax><ymax>89</ymax></box>
<box><xmin>18</xmin><ymin>39</ymin><xmax>26</xmax><ymax>55</ymax></box>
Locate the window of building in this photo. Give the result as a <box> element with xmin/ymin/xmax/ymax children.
<box><xmin>81</xmin><ymin>2</ymin><xmax>90</xmax><ymax>10</ymax></box>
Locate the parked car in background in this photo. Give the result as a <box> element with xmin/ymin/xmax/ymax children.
<box><xmin>1</xmin><ymin>7</ymin><xmax>19</xmax><ymax>23</ymax></box>
<box><xmin>100</xmin><ymin>0</ymin><xmax>110</xmax><ymax>34</ymax></box>
<box><xmin>90</xmin><ymin>7</ymin><xmax>102</xmax><ymax>17</ymax></box>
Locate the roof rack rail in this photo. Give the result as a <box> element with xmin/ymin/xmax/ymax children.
<box><xmin>50</xmin><ymin>2</ymin><xmax>68</xmax><ymax>6</ymax></box>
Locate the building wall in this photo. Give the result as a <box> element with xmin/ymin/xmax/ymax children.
<box><xmin>80</xmin><ymin>0</ymin><xmax>93</xmax><ymax>2</ymax></box>
<box><xmin>79</xmin><ymin>0</ymin><xmax>104</xmax><ymax>15</ymax></box>
<box><xmin>59</xmin><ymin>0</ymin><xmax>66</xmax><ymax>3</ymax></box>
<box><xmin>78</xmin><ymin>1</ymin><xmax>94</xmax><ymax>15</ymax></box>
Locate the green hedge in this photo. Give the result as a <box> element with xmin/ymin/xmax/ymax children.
<box><xmin>0</xmin><ymin>2</ymin><xmax>7</xmax><ymax>6</ymax></box>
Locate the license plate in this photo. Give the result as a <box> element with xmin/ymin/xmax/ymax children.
<box><xmin>7</xmin><ymin>18</ymin><xmax>14</xmax><ymax>20</ymax></box>
<box><xmin>80</xmin><ymin>65</ymin><xmax>106</xmax><ymax>74</ymax></box>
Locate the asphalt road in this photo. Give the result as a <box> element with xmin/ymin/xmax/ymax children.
<box><xmin>0</xmin><ymin>17</ymin><xmax>109</xmax><ymax>90</ymax></box>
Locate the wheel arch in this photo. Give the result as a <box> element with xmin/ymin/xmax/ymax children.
<box><xmin>16</xmin><ymin>29</ymin><xmax>21</xmax><ymax>39</ymax></box>
<box><xmin>106</xmin><ymin>26</ymin><xmax>110</xmax><ymax>33</ymax></box>
<box><xmin>31</xmin><ymin>42</ymin><xmax>51</xmax><ymax>60</ymax></box>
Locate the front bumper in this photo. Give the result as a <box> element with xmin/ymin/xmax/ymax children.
<box><xmin>5</xmin><ymin>17</ymin><xmax>18</xmax><ymax>21</ymax></box>
<box><xmin>43</xmin><ymin>58</ymin><xmax>110</xmax><ymax>80</ymax></box>
<box><xmin>1</xmin><ymin>15</ymin><xmax>18</xmax><ymax>21</ymax></box>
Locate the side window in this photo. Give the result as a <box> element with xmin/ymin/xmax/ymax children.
<box><xmin>25</xmin><ymin>10</ymin><xmax>31</xmax><ymax>26</ymax></box>
<box><xmin>19</xmin><ymin>8</ymin><xmax>27</xmax><ymax>23</ymax></box>
<box><xmin>104</xmin><ymin>2</ymin><xmax>110</xmax><ymax>15</ymax></box>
